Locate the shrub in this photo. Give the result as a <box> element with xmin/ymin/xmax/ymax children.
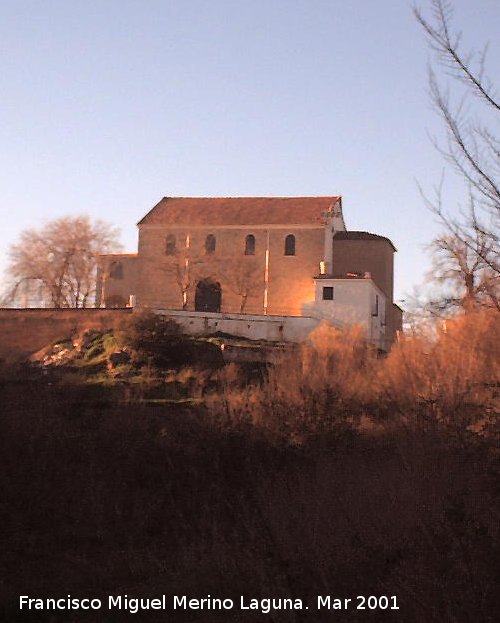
<box><xmin>126</xmin><ymin>311</ymin><xmax>223</xmax><ymax>369</ymax></box>
<box><xmin>379</xmin><ymin>309</ymin><xmax>500</xmax><ymax>430</ymax></box>
<box><xmin>207</xmin><ymin>310</ymin><xmax>499</xmax><ymax>440</ymax></box>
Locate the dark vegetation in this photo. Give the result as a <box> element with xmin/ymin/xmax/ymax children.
<box><xmin>0</xmin><ymin>311</ymin><xmax>498</xmax><ymax>622</ymax></box>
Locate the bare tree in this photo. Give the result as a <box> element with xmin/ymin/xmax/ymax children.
<box><xmin>161</xmin><ymin>241</ymin><xmax>263</xmax><ymax>313</ymax></box>
<box><xmin>427</xmin><ymin>229</ymin><xmax>500</xmax><ymax>313</ymax></box>
<box><xmin>6</xmin><ymin>215</ymin><xmax>122</xmax><ymax>308</ymax></box>
<box><xmin>161</xmin><ymin>241</ymin><xmax>219</xmax><ymax>310</ymax></box>
<box><xmin>414</xmin><ymin>0</ymin><xmax>500</xmax><ymax>306</ymax></box>
<box><xmin>162</xmin><ymin>250</ymin><xmax>195</xmax><ymax>310</ymax></box>
<box><xmin>222</xmin><ymin>258</ymin><xmax>263</xmax><ymax>313</ymax></box>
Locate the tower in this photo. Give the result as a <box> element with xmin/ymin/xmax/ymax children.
<box><xmin>322</xmin><ymin>198</ymin><xmax>345</xmax><ymax>274</ymax></box>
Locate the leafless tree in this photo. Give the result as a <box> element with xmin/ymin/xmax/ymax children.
<box><xmin>162</xmin><ymin>244</ymin><xmax>219</xmax><ymax>310</ymax></box>
<box><xmin>222</xmin><ymin>258</ymin><xmax>263</xmax><ymax>313</ymax></box>
<box><xmin>427</xmin><ymin>230</ymin><xmax>500</xmax><ymax>313</ymax></box>
<box><xmin>6</xmin><ymin>215</ymin><xmax>121</xmax><ymax>308</ymax></box>
<box><xmin>414</xmin><ymin>0</ymin><xmax>500</xmax><ymax>308</ymax></box>
<box><xmin>162</xmin><ymin>244</ymin><xmax>263</xmax><ymax>313</ymax></box>
<box><xmin>162</xmin><ymin>250</ymin><xmax>195</xmax><ymax>310</ymax></box>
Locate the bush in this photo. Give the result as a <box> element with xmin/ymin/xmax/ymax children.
<box><xmin>126</xmin><ymin>310</ymin><xmax>223</xmax><ymax>369</ymax></box>
<box><xmin>206</xmin><ymin>310</ymin><xmax>499</xmax><ymax>441</ymax></box>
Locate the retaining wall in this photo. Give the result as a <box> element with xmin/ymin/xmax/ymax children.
<box><xmin>0</xmin><ymin>307</ymin><xmax>334</xmax><ymax>363</ymax></box>
<box><xmin>0</xmin><ymin>308</ymin><xmax>133</xmax><ymax>362</ymax></box>
<box><xmin>154</xmin><ymin>309</ymin><xmax>322</xmax><ymax>342</ymax></box>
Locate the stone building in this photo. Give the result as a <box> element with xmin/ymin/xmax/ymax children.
<box><xmin>96</xmin><ymin>196</ymin><xmax>402</xmax><ymax>348</ymax></box>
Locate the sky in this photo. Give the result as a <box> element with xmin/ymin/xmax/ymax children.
<box><xmin>0</xmin><ymin>0</ymin><xmax>498</xmax><ymax>304</ymax></box>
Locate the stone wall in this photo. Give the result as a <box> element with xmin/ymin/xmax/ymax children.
<box><xmin>0</xmin><ymin>309</ymin><xmax>133</xmax><ymax>362</ymax></box>
<box><xmin>136</xmin><ymin>224</ymin><xmax>324</xmax><ymax>315</ymax></box>
<box><xmin>331</xmin><ymin>237</ymin><xmax>394</xmax><ymax>302</ymax></box>
<box><xmin>96</xmin><ymin>254</ymin><xmax>139</xmax><ymax>307</ymax></box>
<box><xmin>0</xmin><ymin>307</ymin><xmax>327</xmax><ymax>363</ymax></box>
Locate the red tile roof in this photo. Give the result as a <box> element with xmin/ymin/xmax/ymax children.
<box><xmin>138</xmin><ymin>196</ymin><xmax>342</xmax><ymax>226</ymax></box>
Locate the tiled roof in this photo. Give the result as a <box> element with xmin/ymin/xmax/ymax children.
<box><xmin>138</xmin><ymin>196</ymin><xmax>342</xmax><ymax>226</ymax></box>
<box><xmin>334</xmin><ymin>231</ymin><xmax>396</xmax><ymax>251</ymax></box>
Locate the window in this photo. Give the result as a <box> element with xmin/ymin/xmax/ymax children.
<box><xmin>322</xmin><ymin>286</ymin><xmax>334</xmax><ymax>300</ymax></box>
<box><xmin>245</xmin><ymin>234</ymin><xmax>256</xmax><ymax>255</ymax></box>
<box><xmin>165</xmin><ymin>234</ymin><xmax>176</xmax><ymax>255</ymax></box>
<box><xmin>109</xmin><ymin>262</ymin><xmax>123</xmax><ymax>279</ymax></box>
<box><xmin>372</xmin><ymin>294</ymin><xmax>379</xmax><ymax>316</ymax></box>
<box><xmin>284</xmin><ymin>234</ymin><xmax>296</xmax><ymax>256</ymax></box>
<box><xmin>205</xmin><ymin>234</ymin><xmax>216</xmax><ymax>254</ymax></box>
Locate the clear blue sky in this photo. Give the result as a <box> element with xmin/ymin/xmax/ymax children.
<box><xmin>1</xmin><ymin>0</ymin><xmax>498</xmax><ymax>303</ymax></box>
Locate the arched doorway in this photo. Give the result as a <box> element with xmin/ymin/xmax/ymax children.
<box><xmin>195</xmin><ymin>279</ymin><xmax>221</xmax><ymax>312</ymax></box>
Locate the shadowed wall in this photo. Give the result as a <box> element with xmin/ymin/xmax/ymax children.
<box><xmin>0</xmin><ymin>309</ymin><xmax>132</xmax><ymax>362</ymax></box>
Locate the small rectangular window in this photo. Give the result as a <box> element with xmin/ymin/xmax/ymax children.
<box><xmin>322</xmin><ymin>286</ymin><xmax>334</xmax><ymax>300</ymax></box>
<box><xmin>372</xmin><ymin>294</ymin><xmax>379</xmax><ymax>316</ymax></box>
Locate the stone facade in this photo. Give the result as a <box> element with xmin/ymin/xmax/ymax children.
<box><xmin>132</xmin><ymin>224</ymin><xmax>327</xmax><ymax>315</ymax></box>
<box><xmin>96</xmin><ymin>254</ymin><xmax>139</xmax><ymax>308</ymax></box>
<box><xmin>96</xmin><ymin>196</ymin><xmax>401</xmax><ymax>347</ymax></box>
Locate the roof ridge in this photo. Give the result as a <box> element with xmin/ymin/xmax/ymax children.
<box><xmin>159</xmin><ymin>195</ymin><xmax>340</xmax><ymax>199</ymax></box>
<box><xmin>137</xmin><ymin>196</ymin><xmax>342</xmax><ymax>227</ymax></box>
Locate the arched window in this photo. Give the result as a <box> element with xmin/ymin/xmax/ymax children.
<box><xmin>245</xmin><ymin>234</ymin><xmax>256</xmax><ymax>255</ymax></box>
<box><xmin>284</xmin><ymin>234</ymin><xmax>296</xmax><ymax>256</ymax></box>
<box><xmin>165</xmin><ymin>234</ymin><xmax>176</xmax><ymax>255</ymax></box>
<box><xmin>109</xmin><ymin>261</ymin><xmax>123</xmax><ymax>279</ymax></box>
<box><xmin>205</xmin><ymin>234</ymin><xmax>216</xmax><ymax>255</ymax></box>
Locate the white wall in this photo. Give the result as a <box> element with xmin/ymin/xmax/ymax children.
<box><xmin>305</xmin><ymin>277</ymin><xmax>387</xmax><ymax>348</ymax></box>
<box><xmin>153</xmin><ymin>309</ymin><xmax>323</xmax><ymax>343</ymax></box>
<box><xmin>152</xmin><ymin>276</ymin><xmax>388</xmax><ymax>348</ymax></box>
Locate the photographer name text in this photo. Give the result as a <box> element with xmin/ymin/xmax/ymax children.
<box><xmin>19</xmin><ymin>594</ymin><xmax>399</xmax><ymax>614</ymax></box>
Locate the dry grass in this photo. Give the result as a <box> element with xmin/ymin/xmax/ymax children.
<box><xmin>208</xmin><ymin>310</ymin><xmax>499</xmax><ymax>441</ymax></box>
<box><xmin>379</xmin><ymin>309</ymin><xmax>499</xmax><ymax>430</ymax></box>
<box><xmin>0</xmin><ymin>309</ymin><xmax>498</xmax><ymax>622</ymax></box>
